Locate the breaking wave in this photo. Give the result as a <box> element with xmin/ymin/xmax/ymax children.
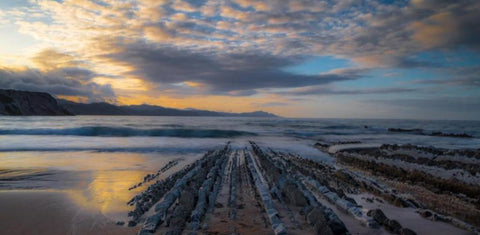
<box><xmin>0</xmin><ymin>126</ymin><xmax>256</xmax><ymax>138</ymax></box>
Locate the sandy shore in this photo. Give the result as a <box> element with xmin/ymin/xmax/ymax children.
<box><xmin>0</xmin><ymin>142</ymin><xmax>478</xmax><ymax>235</ymax></box>
<box><xmin>0</xmin><ymin>190</ymin><xmax>135</xmax><ymax>235</ymax></box>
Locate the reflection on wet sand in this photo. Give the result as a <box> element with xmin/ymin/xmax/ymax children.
<box><xmin>0</xmin><ymin>151</ymin><xmax>152</xmax><ymax>171</ymax></box>
<box><xmin>66</xmin><ymin>170</ymin><xmax>148</xmax><ymax>220</ymax></box>
<box><xmin>0</xmin><ymin>150</ymin><xmax>200</xmax><ymax>227</ymax></box>
<box><xmin>0</xmin><ymin>190</ymin><xmax>136</xmax><ymax>235</ymax></box>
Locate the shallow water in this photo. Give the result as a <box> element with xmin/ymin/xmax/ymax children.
<box><xmin>0</xmin><ymin>116</ymin><xmax>479</xmax><ymax>223</ymax></box>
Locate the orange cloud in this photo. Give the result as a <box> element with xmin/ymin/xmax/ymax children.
<box><xmin>234</xmin><ymin>0</ymin><xmax>269</xmax><ymax>11</ymax></box>
<box><xmin>56</xmin><ymin>95</ymin><xmax>89</xmax><ymax>103</ymax></box>
<box><xmin>410</xmin><ymin>11</ymin><xmax>456</xmax><ymax>49</ymax></box>
<box><xmin>144</xmin><ymin>26</ymin><xmax>175</xmax><ymax>42</ymax></box>
<box><xmin>31</xmin><ymin>49</ymin><xmax>86</xmax><ymax>71</ymax></box>
<box><xmin>220</xmin><ymin>5</ymin><xmax>250</xmax><ymax>21</ymax></box>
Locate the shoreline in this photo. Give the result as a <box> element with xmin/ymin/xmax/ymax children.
<box><xmin>0</xmin><ymin>190</ymin><xmax>135</xmax><ymax>235</ymax></box>
<box><xmin>0</xmin><ymin>134</ymin><xmax>478</xmax><ymax>234</ymax></box>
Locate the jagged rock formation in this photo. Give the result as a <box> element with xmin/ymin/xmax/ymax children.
<box><xmin>313</xmin><ymin>142</ymin><xmax>480</xmax><ymax>233</ymax></box>
<box><xmin>0</xmin><ymin>89</ymin><xmax>71</xmax><ymax>116</ymax></box>
<box><xmin>127</xmin><ymin>143</ymin><xmax>355</xmax><ymax>235</ymax></box>
<box><xmin>119</xmin><ymin>141</ymin><xmax>480</xmax><ymax>234</ymax></box>
<box><xmin>429</xmin><ymin>132</ymin><xmax>473</xmax><ymax>138</ymax></box>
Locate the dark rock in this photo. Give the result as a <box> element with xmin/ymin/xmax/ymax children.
<box><xmin>127</xmin><ymin>221</ymin><xmax>137</xmax><ymax>227</ymax></box>
<box><xmin>386</xmin><ymin>219</ymin><xmax>402</xmax><ymax>233</ymax></box>
<box><xmin>344</xmin><ymin>197</ymin><xmax>357</xmax><ymax>205</ymax></box>
<box><xmin>419</xmin><ymin>210</ymin><xmax>432</xmax><ymax>218</ymax></box>
<box><xmin>335</xmin><ymin>170</ymin><xmax>358</xmax><ymax>186</ymax></box>
<box><xmin>283</xmin><ymin>182</ymin><xmax>308</xmax><ymax>207</ymax></box>
<box><xmin>375</xmin><ymin>198</ymin><xmax>384</xmax><ymax>203</ymax></box>
<box><xmin>394</xmin><ymin>197</ymin><xmax>409</xmax><ymax>208</ymax></box>
<box><xmin>170</xmin><ymin>187</ymin><xmax>197</xmax><ymax>229</ymax></box>
<box><xmin>0</xmin><ymin>89</ymin><xmax>72</xmax><ymax>116</ymax></box>
<box><xmin>336</xmin><ymin>189</ymin><xmax>346</xmax><ymax>198</ymax></box>
<box><xmin>165</xmin><ymin>229</ymin><xmax>182</xmax><ymax>235</ymax></box>
<box><xmin>369</xmin><ymin>209</ymin><xmax>388</xmax><ymax>225</ymax></box>
<box><xmin>181</xmin><ymin>186</ymin><xmax>197</xmax><ymax>204</ymax></box>
<box><xmin>313</xmin><ymin>213</ymin><xmax>334</xmax><ymax>235</ymax></box>
<box><xmin>328</xmin><ymin>217</ymin><xmax>349</xmax><ymax>235</ymax></box>
<box><xmin>300</xmin><ymin>206</ymin><xmax>313</xmax><ymax>216</ymax></box>
<box><xmin>388</xmin><ymin>128</ymin><xmax>423</xmax><ymax>133</ymax></box>
<box><xmin>116</xmin><ymin>221</ymin><xmax>125</xmax><ymax>226</ymax></box>
<box><xmin>306</xmin><ymin>207</ymin><xmax>334</xmax><ymax>235</ymax></box>
<box><xmin>400</xmin><ymin>228</ymin><xmax>417</xmax><ymax>235</ymax></box>
<box><xmin>306</xmin><ymin>207</ymin><xmax>323</xmax><ymax>225</ymax></box>
<box><xmin>430</xmin><ymin>132</ymin><xmax>473</xmax><ymax>138</ymax></box>
<box><xmin>314</xmin><ymin>142</ymin><xmax>330</xmax><ymax>150</ymax></box>
<box><xmin>406</xmin><ymin>199</ymin><xmax>420</xmax><ymax>208</ymax></box>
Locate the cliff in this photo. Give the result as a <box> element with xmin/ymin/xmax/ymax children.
<box><xmin>0</xmin><ymin>89</ymin><xmax>72</xmax><ymax>116</ymax></box>
<box><xmin>0</xmin><ymin>89</ymin><xmax>278</xmax><ymax>117</ymax></box>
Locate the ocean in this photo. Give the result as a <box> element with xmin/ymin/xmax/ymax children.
<box><xmin>1</xmin><ymin>116</ymin><xmax>479</xmax><ymax>153</ymax></box>
<box><xmin>0</xmin><ymin>116</ymin><xmax>479</xmax><ymax>222</ymax></box>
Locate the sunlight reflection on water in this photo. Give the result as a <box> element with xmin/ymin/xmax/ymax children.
<box><xmin>0</xmin><ymin>151</ymin><xmax>200</xmax><ymax>220</ymax></box>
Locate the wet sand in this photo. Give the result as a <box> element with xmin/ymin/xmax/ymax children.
<box><xmin>0</xmin><ymin>190</ymin><xmax>135</xmax><ymax>235</ymax></box>
<box><xmin>0</xmin><ymin>151</ymin><xmax>200</xmax><ymax>234</ymax></box>
<box><xmin>0</xmin><ymin>142</ymin><xmax>478</xmax><ymax>235</ymax></box>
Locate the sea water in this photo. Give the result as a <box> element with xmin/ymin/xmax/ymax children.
<box><xmin>0</xmin><ymin>116</ymin><xmax>479</xmax><ymax>153</ymax></box>
<box><xmin>0</xmin><ymin>116</ymin><xmax>479</xmax><ymax>220</ymax></box>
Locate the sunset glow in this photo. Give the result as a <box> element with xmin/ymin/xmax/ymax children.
<box><xmin>1</xmin><ymin>0</ymin><xmax>479</xmax><ymax>119</ymax></box>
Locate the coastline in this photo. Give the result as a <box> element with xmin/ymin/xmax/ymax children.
<box><xmin>0</xmin><ymin>190</ymin><xmax>135</xmax><ymax>235</ymax></box>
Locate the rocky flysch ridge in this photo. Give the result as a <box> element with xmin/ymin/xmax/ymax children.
<box><xmin>314</xmin><ymin>141</ymin><xmax>480</xmax><ymax>233</ymax></box>
<box><xmin>120</xmin><ymin>142</ymin><xmax>440</xmax><ymax>235</ymax></box>
<box><xmin>0</xmin><ymin>89</ymin><xmax>71</xmax><ymax>116</ymax></box>
<box><xmin>388</xmin><ymin>128</ymin><xmax>473</xmax><ymax>138</ymax></box>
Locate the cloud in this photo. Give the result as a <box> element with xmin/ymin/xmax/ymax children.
<box><xmin>103</xmin><ymin>41</ymin><xmax>363</xmax><ymax>95</ymax></box>
<box><xmin>16</xmin><ymin>0</ymin><xmax>480</xmax><ymax>70</ymax></box>
<box><xmin>256</xmin><ymin>101</ymin><xmax>290</xmax><ymax>107</ymax></box>
<box><xmin>410</xmin><ymin>1</ymin><xmax>480</xmax><ymax>50</ymax></box>
<box><xmin>31</xmin><ymin>49</ymin><xmax>89</xmax><ymax>71</ymax></box>
<box><xmin>144</xmin><ymin>25</ymin><xmax>176</xmax><ymax>42</ymax></box>
<box><xmin>370</xmin><ymin>97</ymin><xmax>480</xmax><ymax>120</ymax></box>
<box><xmin>340</xmin><ymin>0</ymin><xmax>480</xmax><ymax>67</ymax></box>
<box><xmin>279</xmin><ymin>86</ymin><xmax>418</xmax><ymax>96</ymax></box>
<box><xmin>411</xmin><ymin>66</ymin><xmax>480</xmax><ymax>87</ymax></box>
<box><xmin>2</xmin><ymin>0</ymin><xmax>479</xmax><ymax>117</ymax></box>
<box><xmin>0</xmin><ymin>49</ymin><xmax>115</xmax><ymax>102</ymax></box>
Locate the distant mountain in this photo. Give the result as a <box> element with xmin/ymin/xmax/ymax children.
<box><xmin>0</xmin><ymin>89</ymin><xmax>278</xmax><ymax>117</ymax></box>
<box><xmin>58</xmin><ymin>99</ymin><xmax>278</xmax><ymax>117</ymax></box>
<box><xmin>0</xmin><ymin>89</ymin><xmax>71</xmax><ymax>116</ymax></box>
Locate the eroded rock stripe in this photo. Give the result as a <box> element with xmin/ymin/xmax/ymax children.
<box><xmin>124</xmin><ymin>141</ymin><xmax>480</xmax><ymax>235</ymax></box>
<box><xmin>128</xmin><ymin>159</ymin><xmax>181</xmax><ymax>191</ymax></box>
<box><xmin>138</xmin><ymin>144</ymin><xmax>230</xmax><ymax>234</ymax></box>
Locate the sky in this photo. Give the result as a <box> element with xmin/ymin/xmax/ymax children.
<box><xmin>0</xmin><ymin>0</ymin><xmax>479</xmax><ymax>119</ymax></box>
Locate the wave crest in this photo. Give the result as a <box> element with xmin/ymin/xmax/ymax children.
<box><xmin>0</xmin><ymin>126</ymin><xmax>256</xmax><ymax>138</ymax></box>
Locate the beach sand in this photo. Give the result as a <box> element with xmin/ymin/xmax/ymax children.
<box><xmin>0</xmin><ymin>190</ymin><xmax>135</xmax><ymax>235</ymax></box>
<box><xmin>0</xmin><ymin>151</ymin><xmax>201</xmax><ymax>235</ymax></box>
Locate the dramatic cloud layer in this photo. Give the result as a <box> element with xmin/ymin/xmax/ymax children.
<box><xmin>0</xmin><ymin>65</ymin><xmax>115</xmax><ymax>102</ymax></box>
<box><xmin>103</xmin><ymin>41</ymin><xmax>364</xmax><ymax>94</ymax></box>
<box><xmin>0</xmin><ymin>0</ymin><xmax>479</xmax><ymax>118</ymax></box>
